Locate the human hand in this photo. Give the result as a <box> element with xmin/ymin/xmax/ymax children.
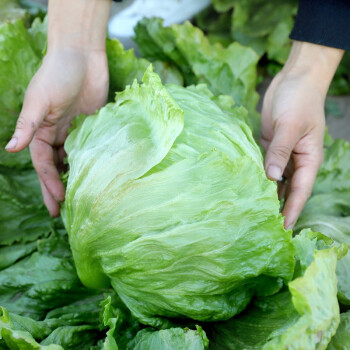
<box><xmin>261</xmin><ymin>41</ymin><xmax>344</xmax><ymax>229</ymax></box>
<box><xmin>5</xmin><ymin>48</ymin><xmax>109</xmax><ymax>216</ymax></box>
<box><xmin>5</xmin><ymin>0</ymin><xmax>110</xmax><ymax>217</ymax></box>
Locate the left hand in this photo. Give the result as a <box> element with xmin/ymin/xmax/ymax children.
<box><xmin>261</xmin><ymin>69</ymin><xmax>325</xmax><ymax>229</ymax></box>
<box><xmin>261</xmin><ymin>41</ymin><xmax>344</xmax><ymax>229</ymax></box>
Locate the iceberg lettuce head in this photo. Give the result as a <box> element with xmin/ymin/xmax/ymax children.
<box><xmin>62</xmin><ymin>67</ymin><xmax>294</xmax><ymax>327</ymax></box>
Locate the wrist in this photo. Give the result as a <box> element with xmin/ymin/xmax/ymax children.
<box><xmin>47</xmin><ymin>0</ymin><xmax>111</xmax><ymax>52</ymax></box>
<box><xmin>281</xmin><ymin>41</ymin><xmax>344</xmax><ymax>97</ymax></box>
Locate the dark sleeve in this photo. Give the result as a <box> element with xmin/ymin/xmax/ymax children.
<box><xmin>290</xmin><ymin>0</ymin><xmax>350</xmax><ymax>50</ymax></box>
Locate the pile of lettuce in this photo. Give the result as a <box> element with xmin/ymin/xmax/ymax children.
<box><xmin>1</xmin><ymin>4</ymin><xmax>350</xmax><ymax>350</ymax></box>
<box><xmin>194</xmin><ymin>0</ymin><xmax>350</xmax><ymax>95</ymax></box>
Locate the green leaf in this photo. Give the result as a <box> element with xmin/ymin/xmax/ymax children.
<box><xmin>0</xmin><ymin>232</ymin><xmax>95</xmax><ymax>320</ymax></box>
<box><xmin>0</xmin><ymin>19</ymin><xmax>41</xmax><ymax>168</ymax></box>
<box><xmin>264</xmin><ymin>248</ymin><xmax>340</xmax><ymax>349</ymax></box>
<box><xmin>0</xmin><ymin>0</ymin><xmax>29</xmax><ymax>25</ymax></box>
<box><xmin>0</xmin><ymin>306</ymin><xmax>62</xmax><ymax>350</ymax></box>
<box><xmin>127</xmin><ymin>326</ymin><xmax>209</xmax><ymax>350</ymax></box>
<box><xmin>0</xmin><ymin>167</ymin><xmax>52</xmax><ymax>246</ymax></box>
<box><xmin>207</xmin><ymin>290</ymin><xmax>299</xmax><ymax>349</ymax></box>
<box><xmin>296</xmin><ymin>139</ymin><xmax>350</xmax><ymax>304</ymax></box>
<box><xmin>106</xmin><ymin>38</ymin><xmax>183</xmax><ymax>99</ymax></box>
<box><xmin>327</xmin><ymin>311</ymin><xmax>350</xmax><ymax>350</ymax></box>
<box><xmin>208</xmin><ymin>236</ymin><xmax>341</xmax><ymax>350</ymax></box>
<box><xmin>134</xmin><ymin>18</ymin><xmax>259</xmax><ymax>126</ymax></box>
<box><xmin>40</xmin><ymin>325</ymin><xmax>98</xmax><ymax>349</ymax></box>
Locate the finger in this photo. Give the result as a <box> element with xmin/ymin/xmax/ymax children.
<box><xmin>38</xmin><ymin>178</ymin><xmax>61</xmax><ymax>217</ymax></box>
<box><xmin>265</xmin><ymin>121</ymin><xmax>300</xmax><ymax>181</ymax></box>
<box><xmin>282</xmin><ymin>156</ymin><xmax>322</xmax><ymax>229</ymax></box>
<box><xmin>30</xmin><ymin>138</ymin><xmax>66</xmax><ymax>203</ymax></box>
<box><xmin>5</xmin><ymin>89</ymin><xmax>49</xmax><ymax>152</ymax></box>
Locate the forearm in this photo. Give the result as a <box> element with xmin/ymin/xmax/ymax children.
<box><xmin>48</xmin><ymin>0</ymin><xmax>111</xmax><ymax>51</ymax></box>
<box><xmin>281</xmin><ymin>41</ymin><xmax>344</xmax><ymax>98</ymax></box>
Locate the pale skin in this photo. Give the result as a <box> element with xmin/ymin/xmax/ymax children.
<box><xmin>262</xmin><ymin>42</ymin><xmax>344</xmax><ymax>228</ymax></box>
<box><xmin>5</xmin><ymin>0</ymin><xmax>345</xmax><ymax>228</ymax></box>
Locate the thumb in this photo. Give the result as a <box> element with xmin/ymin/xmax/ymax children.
<box><xmin>5</xmin><ymin>90</ymin><xmax>48</xmax><ymax>152</ymax></box>
<box><xmin>265</xmin><ymin>122</ymin><xmax>299</xmax><ymax>181</ymax></box>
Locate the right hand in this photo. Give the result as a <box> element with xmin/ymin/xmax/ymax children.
<box><xmin>5</xmin><ymin>47</ymin><xmax>109</xmax><ymax>216</ymax></box>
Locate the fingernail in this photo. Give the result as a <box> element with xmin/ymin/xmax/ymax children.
<box><xmin>286</xmin><ymin>224</ymin><xmax>294</xmax><ymax>230</ymax></box>
<box><xmin>5</xmin><ymin>137</ymin><xmax>17</xmax><ymax>150</ymax></box>
<box><xmin>267</xmin><ymin>165</ymin><xmax>282</xmax><ymax>181</ymax></box>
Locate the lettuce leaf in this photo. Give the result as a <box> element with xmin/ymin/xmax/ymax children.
<box><xmin>327</xmin><ymin>311</ymin><xmax>350</xmax><ymax>350</ymax></box>
<box><xmin>0</xmin><ymin>0</ymin><xmax>29</xmax><ymax>25</ymax></box>
<box><xmin>211</xmin><ymin>0</ymin><xmax>297</xmax><ymax>64</ymax></box>
<box><xmin>207</xmin><ymin>231</ymin><xmax>344</xmax><ymax>350</ymax></box>
<box><xmin>0</xmin><ymin>231</ymin><xmax>97</xmax><ymax>321</ymax></box>
<box><xmin>107</xmin><ymin>38</ymin><xmax>183</xmax><ymax>99</ymax></box>
<box><xmin>133</xmin><ymin>18</ymin><xmax>259</xmax><ymax>127</ymax></box>
<box><xmin>127</xmin><ymin>326</ymin><xmax>208</xmax><ymax>350</ymax></box>
<box><xmin>0</xmin><ymin>19</ymin><xmax>42</xmax><ymax>168</ymax></box>
<box><xmin>296</xmin><ymin>139</ymin><xmax>350</xmax><ymax>304</ymax></box>
<box><xmin>0</xmin><ymin>166</ymin><xmax>52</xmax><ymax>246</ymax></box>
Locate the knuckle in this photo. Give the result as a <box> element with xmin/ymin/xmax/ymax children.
<box><xmin>275</xmin><ymin>115</ymin><xmax>304</xmax><ymax>133</ymax></box>
<box><xmin>15</xmin><ymin>115</ymin><xmax>26</xmax><ymax>130</ymax></box>
<box><xmin>270</xmin><ymin>145</ymin><xmax>291</xmax><ymax>161</ymax></box>
<box><xmin>16</xmin><ymin>116</ymin><xmax>39</xmax><ymax>133</ymax></box>
<box><xmin>30</xmin><ymin>121</ymin><xmax>37</xmax><ymax>130</ymax></box>
<box><xmin>33</xmin><ymin>162</ymin><xmax>48</xmax><ymax>177</ymax></box>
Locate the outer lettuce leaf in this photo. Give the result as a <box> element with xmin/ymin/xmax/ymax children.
<box><xmin>229</xmin><ymin>0</ymin><xmax>297</xmax><ymax>63</ymax></box>
<box><xmin>133</xmin><ymin>18</ymin><xmax>259</xmax><ymax>126</ymax></box>
<box><xmin>203</xmin><ymin>1</ymin><xmax>350</xmax><ymax>94</ymax></box>
<box><xmin>27</xmin><ymin>16</ymin><xmax>47</xmax><ymax>57</ymax></box>
<box><xmin>0</xmin><ymin>306</ymin><xmax>62</xmax><ymax>350</ymax></box>
<box><xmin>40</xmin><ymin>293</ymin><xmax>133</xmax><ymax>349</ymax></box>
<box><xmin>0</xmin><ymin>241</ymin><xmax>37</xmax><ymax>270</ymax></box>
<box><xmin>99</xmin><ymin>296</ymin><xmax>120</xmax><ymax>350</ymax></box>
<box><xmin>0</xmin><ymin>231</ymin><xmax>97</xmax><ymax>321</ymax></box>
<box><xmin>263</xmin><ymin>248</ymin><xmax>341</xmax><ymax>349</ymax></box>
<box><xmin>107</xmin><ymin>38</ymin><xmax>150</xmax><ymax>94</ymax></box>
<box><xmin>194</xmin><ymin>6</ymin><xmax>232</xmax><ymax>47</ymax></box>
<box><xmin>63</xmin><ymin>66</ymin><xmax>184</xmax><ymax>291</ymax></box>
<box><xmin>296</xmin><ymin>139</ymin><xmax>350</xmax><ymax>304</ymax></box>
<box><xmin>207</xmin><ymin>291</ymin><xmax>299</xmax><ymax>349</ymax></box>
<box><xmin>0</xmin><ymin>293</ymin><xmax>136</xmax><ymax>349</ymax></box>
<box><xmin>0</xmin><ymin>167</ymin><xmax>52</xmax><ymax>246</ymax></box>
<box><xmin>327</xmin><ymin>311</ymin><xmax>350</xmax><ymax>350</ymax></box>
<box><xmin>107</xmin><ymin>38</ymin><xmax>183</xmax><ymax>98</ymax></box>
<box><xmin>127</xmin><ymin>326</ymin><xmax>209</xmax><ymax>350</ymax></box>
<box><xmin>0</xmin><ymin>19</ymin><xmax>41</xmax><ymax>168</ymax></box>
<box><xmin>208</xmin><ymin>232</ymin><xmax>343</xmax><ymax>350</ymax></box>
<box><xmin>313</xmin><ymin>139</ymin><xmax>350</xmax><ymax>194</ymax></box>
<box><xmin>40</xmin><ymin>325</ymin><xmax>98</xmax><ymax>349</ymax></box>
<box><xmin>63</xmin><ymin>68</ymin><xmax>294</xmax><ymax>327</ymax></box>
<box><xmin>211</xmin><ymin>0</ymin><xmax>297</xmax><ymax>64</ymax></box>
<box><xmin>0</xmin><ymin>0</ymin><xmax>29</xmax><ymax>25</ymax></box>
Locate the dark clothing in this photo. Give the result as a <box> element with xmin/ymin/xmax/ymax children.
<box><xmin>290</xmin><ymin>0</ymin><xmax>350</xmax><ymax>50</ymax></box>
